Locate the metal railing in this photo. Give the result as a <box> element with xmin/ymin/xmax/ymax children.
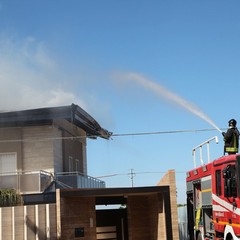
<box><xmin>56</xmin><ymin>171</ymin><xmax>106</xmax><ymax>189</ymax></box>
<box><xmin>0</xmin><ymin>170</ymin><xmax>52</xmax><ymax>194</ymax></box>
<box><xmin>0</xmin><ymin>170</ymin><xmax>106</xmax><ymax>194</ymax></box>
<box><xmin>192</xmin><ymin>136</ymin><xmax>219</xmax><ymax>168</ymax></box>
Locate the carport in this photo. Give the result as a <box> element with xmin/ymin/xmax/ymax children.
<box><xmin>56</xmin><ymin>186</ymin><xmax>173</xmax><ymax>240</ymax></box>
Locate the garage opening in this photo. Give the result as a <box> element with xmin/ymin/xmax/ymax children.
<box><xmin>96</xmin><ymin>196</ymin><xmax>128</xmax><ymax>240</ymax></box>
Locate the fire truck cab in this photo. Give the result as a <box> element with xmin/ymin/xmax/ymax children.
<box><xmin>186</xmin><ymin>137</ymin><xmax>240</xmax><ymax>240</ymax></box>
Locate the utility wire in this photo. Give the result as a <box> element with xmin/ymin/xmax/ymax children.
<box><xmin>112</xmin><ymin>128</ymin><xmax>225</xmax><ymax>137</ymax></box>
<box><xmin>0</xmin><ymin>127</ymin><xmax>226</xmax><ymax>143</ymax></box>
<box><xmin>95</xmin><ymin>170</ymin><xmax>186</xmax><ymax>179</ymax></box>
<box><xmin>95</xmin><ymin>169</ymin><xmax>187</xmax><ymax>187</ymax></box>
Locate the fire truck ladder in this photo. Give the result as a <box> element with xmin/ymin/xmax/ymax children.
<box><xmin>192</xmin><ymin>136</ymin><xmax>219</xmax><ymax>168</ymax></box>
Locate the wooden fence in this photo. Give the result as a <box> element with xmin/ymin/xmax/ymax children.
<box><xmin>0</xmin><ymin>204</ymin><xmax>57</xmax><ymax>240</ymax></box>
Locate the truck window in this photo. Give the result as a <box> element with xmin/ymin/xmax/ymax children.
<box><xmin>237</xmin><ymin>156</ymin><xmax>240</xmax><ymax>197</ymax></box>
<box><xmin>223</xmin><ymin>165</ymin><xmax>237</xmax><ymax>198</ymax></box>
<box><xmin>215</xmin><ymin>170</ymin><xmax>221</xmax><ymax>196</ymax></box>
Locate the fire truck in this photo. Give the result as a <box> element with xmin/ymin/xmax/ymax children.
<box><xmin>186</xmin><ymin>136</ymin><xmax>240</xmax><ymax>240</ymax></box>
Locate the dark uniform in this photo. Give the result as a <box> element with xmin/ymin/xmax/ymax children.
<box><xmin>222</xmin><ymin>119</ymin><xmax>240</xmax><ymax>155</ymax></box>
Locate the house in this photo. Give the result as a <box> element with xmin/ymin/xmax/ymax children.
<box><xmin>0</xmin><ymin>104</ymin><xmax>180</xmax><ymax>239</ymax></box>
<box><xmin>0</xmin><ymin>103</ymin><xmax>111</xmax><ymax>202</ymax></box>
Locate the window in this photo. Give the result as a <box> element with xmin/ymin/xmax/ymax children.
<box><xmin>0</xmin><ymin>152</ymin><xmax>17</xmax><ymax>174</ymax></box>
<box><xmin>69</xmin><ymin>156</ymin><xmax>73</xmax><ymax>172</ymax></box>
<box><xmin>223</xmin><ymin>165</ymin><xmax>237</xmax><ymax>198</ymax></box>
<box><xmin>75</xmin><ymin>159</ymin><xmax>79</xmax><ymax>172</ymax></box>
<box><xmin>215</xmin><ymin>170</ymin><xmax>221</xmax><ymax>196</ymax></box>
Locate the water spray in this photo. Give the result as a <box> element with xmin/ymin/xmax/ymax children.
<box><xmin>122</xmin><ymin>72</ymin><xmax>222</xmax><ymax>133</ymax></box>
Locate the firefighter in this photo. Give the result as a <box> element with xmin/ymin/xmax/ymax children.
<box><xmin>222</xmin><ymin>119</ymin><xmax>240</xmax><ymax>155</ymax></box>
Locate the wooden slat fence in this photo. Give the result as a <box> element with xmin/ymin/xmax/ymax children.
<box><xmin>0</xmin><ymin>204</ymin><xmax>57</xmax><ymax>240</ymax></box>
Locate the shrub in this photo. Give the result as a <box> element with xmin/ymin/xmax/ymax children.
<box><xmin>0</xmin><ymin>189</ymin><xmax>22</xmax><ymax>207</ymax></box>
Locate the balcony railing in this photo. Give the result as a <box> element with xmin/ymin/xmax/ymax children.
<box><xmin>0</xmin><ymin>170</ymin><xmax>52</xmax><ymax>194</ymax></box>
<box><xmin>0</xmin><ymin>171</ymin><xmax>105</xmax><ymax>194</ymax></box>
<box><xmin>56</xmin><ymin>172</ymin><xmax>106</xmax><ymax>189</ymax></box>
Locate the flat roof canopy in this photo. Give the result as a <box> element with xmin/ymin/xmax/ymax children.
<box><xmin>60</xmin><ymin>186</ymin><xmax>170</xmax><ymax>205</ymax></box>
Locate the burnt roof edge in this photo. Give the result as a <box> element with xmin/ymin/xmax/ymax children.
<box><xmin>71</xmin><ymin>104</ymin><xmax>112</xmax><ymax>139</ymax></box>
<box><xmin>0</xmin><ymin>104</ymin><xmax>112</xmax><ymax>139</ymax></box>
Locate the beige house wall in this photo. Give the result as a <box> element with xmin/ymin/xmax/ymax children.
<box><xmin>0</xmin><ymin>128</ymin><xmax>23</xmax><ymax>171</ymax></box>
<box><xmin>52</xmin><ymin>128</ymin><xmax>63</xmax><ymax>173</ymax></box>
<box><xmin>22</xmin><ymin>126</ymin><xmax>57</xmax><ymax>172</ymax></box>
<box><xmin>54</xmin><ymin>119</ymin><xmax>87</xmax><ymax>175</ymax></box>
<box><xmin>0</xmin><ymin>122</ymin><xmax>87</xmax><ymax>175</ymax></box>
<box><xmin>0</xmin><ymin>126</ymin><xmax>60</xmax><ymax>173</ymax></box>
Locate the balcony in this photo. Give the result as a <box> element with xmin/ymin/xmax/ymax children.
<box><xmin>56</xmin><ymin>172</ymin><xmax>106</xmax><ymax>189</ymax></box>
<box><xmin>0</xmin><ymin>171</ymin><xmax>105</xmax><ymax>194</ymax></box>
<box><xmin>0</xmin><ymin>171</ymin><xmax>52</xmax><ymax>194</ymax></box>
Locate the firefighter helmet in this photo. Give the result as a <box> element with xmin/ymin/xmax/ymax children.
<box><xmin>229</xmin><ymin>119</ymin><xmax>237</xmax><ymax>127</ymax></box>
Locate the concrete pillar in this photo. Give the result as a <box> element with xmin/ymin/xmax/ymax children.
<box><xmin>56</xmin><ymin>189</ymin><xmax>61</xmax><ymax>240</ymax></box>
<box><xmin>157</xmin><ymin>169</ymin><xmax>179</xmax><ymax>240</ymax></box>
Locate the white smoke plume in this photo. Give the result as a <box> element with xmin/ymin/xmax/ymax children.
<box><xmin>120</xmin><ymin>72</ymin><xmax>221</xmax><ymax>132</ymax></box>
<box><xmin>0</xmin><ymin>36</ymin><xmax>87</xmax><ymax>111</ymax></box>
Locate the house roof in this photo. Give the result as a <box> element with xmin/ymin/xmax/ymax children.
<box><xmin>0</xmin><ymin>104</ymin><xmax>112</xmax><ymax>139</ymax></box>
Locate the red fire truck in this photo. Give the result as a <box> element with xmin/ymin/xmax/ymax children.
<box><xmin>186</xmin><ymin>136</ymin><xmax>240</xmax><ymax>240</ymax></box>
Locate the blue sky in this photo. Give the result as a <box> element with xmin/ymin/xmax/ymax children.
<box><xmin>0</xmin><ymin>1</ymin><xmax>240</xmax><ymax>203</ymax></box>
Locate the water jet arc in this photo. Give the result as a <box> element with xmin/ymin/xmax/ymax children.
<box><xmin>124</xmin><ymin>73</ymin><xmax>222</xmax><ymax>133</ymax></box>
